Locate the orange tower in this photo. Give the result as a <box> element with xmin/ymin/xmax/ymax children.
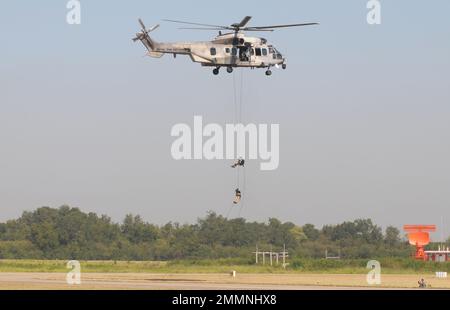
<box><xmin>403</xmin><ymin>225</ymin><xmax>436</xmax><ymax>260</ymax></box>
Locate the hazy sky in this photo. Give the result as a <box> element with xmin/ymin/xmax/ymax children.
<box><xmin>1</xmin><ymin>1</ymin><xmax>449</xmax><ymax>238</ymax></box>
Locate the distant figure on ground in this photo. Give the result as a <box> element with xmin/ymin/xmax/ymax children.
<box><xmin>233</xmin><ymin>188</ymin><xmax>242</xmax><ymax>204</ymax></box>
<box><xmin>231</xmin><ymin>158</ymin><xmax>245</xmax><ymax>168</ymax></box>
<box><xmin>418</xmin><ymin>278</ymin><xmax>427</xmax><ymax>288</ymax></box>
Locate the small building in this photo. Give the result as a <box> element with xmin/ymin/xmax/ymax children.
<box><xmin>424</xmin><ymin>246</ymin><xmax>450</xmax><ymax>262</ymax></box>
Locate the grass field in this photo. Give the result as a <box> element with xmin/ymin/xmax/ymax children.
<box><xmin>0</xmin><ymin>258</ymin><xmax>449</xmax><ymax>274</ymax></box>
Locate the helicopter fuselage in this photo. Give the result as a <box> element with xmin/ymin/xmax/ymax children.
<box><xmin>134</xmin><ymin>17</ymin><xmax>318</xmax><ymax>75</ymax></box>
<box><xmin>146</xmin><ymin>32</ymin><xmax>286</xmax><ymax>74</ymax></box>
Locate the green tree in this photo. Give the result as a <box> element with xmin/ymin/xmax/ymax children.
<box><xmin>385</xmin><ymin>226</ymin><xmax>401</xmax><ymax>246</ymax></box>
<box><xmin>303</xmin><ymin>224</ymin><xmax>320</xmax><ymax>241</ymax></box>
<box><xmin>0</xmin><ymin>207</ymin><xmax>414</xmax><ymax>260</ymax></box>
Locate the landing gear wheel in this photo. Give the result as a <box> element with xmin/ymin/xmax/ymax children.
<box><xmin>213</xmin><ymin>68</ymin><xmax>220</xmax><ymax>75</ymax></box>
<box><xmin>265</xmin><ymin>70</ymin><xmax>272</xmax><ymax>76</ymax></box>
<box><xmin>282</xmin><ymin>64</ymin><xmax>287</xmax><ymax>70</ymax></box>
<box><xmin>227</xmin><ymin>67</ymin><xmax>233</xmax><ymax>73</ymax></box>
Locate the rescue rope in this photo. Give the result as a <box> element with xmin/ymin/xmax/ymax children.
<box><xmin>226</xmin><ymin>68</ymin><xmax>247</xmax><ymax>219</ymax></box>
<box><xmin>233</xmin><ymin>70</ymin><xmax>240</xmax><ymax>197</ymax></box>
<box><xmin>238</xmin><ymin>68</ymin><xmax>245</xmax><ymax>217</ymax></box>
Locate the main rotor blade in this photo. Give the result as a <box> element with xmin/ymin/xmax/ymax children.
<box><xmin>240</xmin><ymin>29</ymin><xmax>274</xmax><ymax>32</ymax></box>
<box><xmin>244</xmin><ymin>22</ymin><xmax>319</xmax><ymax>30</ymax></box>
<box><xmin>163</xmin><ymin>19</ymin><xmax>228</xmax><ymax>29</ymax></box>
<box><xmin>235</xmin><ymin>16</ymin><xmax>252</xmax><ymax>28</ymax></box>
<box><xmin>178</xmin><ymin>27</ymin><xmax>233</xmax><ymax>31</ymax></box>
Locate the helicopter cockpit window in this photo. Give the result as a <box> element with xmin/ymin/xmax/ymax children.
<box><xmin>210</xmin><ymin>47</ymin><xmax>217</xmax><ymax>56</ymax></box>
<box><xmin>255</xmin><ymin>48</ymin><xmax>262</xmax><ymax>57</ymax></box>
<box><xmin>251</xmin><ymin>48</ymin><xmax>255</xmax><ymax>56</ymax></box>
<box><xmin>277</xmin><ymin>54</ymin><xmax>283</xmax><ymax>60</ymax></box>
<box><xmin>262</xmin><ymin>48</ymin><xmax>268</xmax><ymax>56</ymax></box>
<box><xmin>269</xmin><ymin>48</ymin><xmax>274</xmax><ymax>54</ymax></box>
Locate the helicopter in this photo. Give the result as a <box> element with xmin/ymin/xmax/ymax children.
<box><xmin>133</xmin><ymin>16</ymin><xmax>318</xmax><ymax>76</ymax></box>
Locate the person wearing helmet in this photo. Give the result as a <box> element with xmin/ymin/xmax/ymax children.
<box><xmin>231</xmin><ymin>158</ymin><xmax>245</xmax><ymax>168</ymax></box>
<box><xmin>233</xmin><ymin>188</ymin><xmax>242</xmax><ymax>204</ymax></box>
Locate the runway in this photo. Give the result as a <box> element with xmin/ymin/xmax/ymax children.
<box><xmin>0</xmin><ymin>272</ymin><xmax>448</xmax><ymax>290</ymax></box>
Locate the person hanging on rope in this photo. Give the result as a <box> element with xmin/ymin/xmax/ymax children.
<box><xmin>231</xmin><ymin>158</ymin><xmax>245</xmax><ymax>168</ymax></box>
<box><xmin>233</xmin><ymin>188</ymin><xmax>242</xmax><ymax>204</ymax></box>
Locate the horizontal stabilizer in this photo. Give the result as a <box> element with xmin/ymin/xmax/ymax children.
<box><xmin>148</xmin><ymin>51</ymin><xmax>164</xmax><ymax>58</ymax></box>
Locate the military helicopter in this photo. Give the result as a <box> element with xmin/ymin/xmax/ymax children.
<box><xmin>133</xmin><ymin>16</ymin><xmax>318</xmax><ymax>76</ymax></box>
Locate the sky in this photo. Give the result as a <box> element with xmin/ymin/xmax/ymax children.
<box><xmin>1</xmin><ymin>1</ymin><xmax>449</xmax><ymax>238</ymax></box>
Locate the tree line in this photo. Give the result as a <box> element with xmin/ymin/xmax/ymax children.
<box><xmin>0</xmin><ymin>206</ymin><xmax>441</xmax><ymax>261</ymax></box>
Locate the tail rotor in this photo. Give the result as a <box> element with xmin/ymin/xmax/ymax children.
<box><xmin>132</xmin><ymin>18</ymin><xmax>159</xmax><ymax>42</ymax></box>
